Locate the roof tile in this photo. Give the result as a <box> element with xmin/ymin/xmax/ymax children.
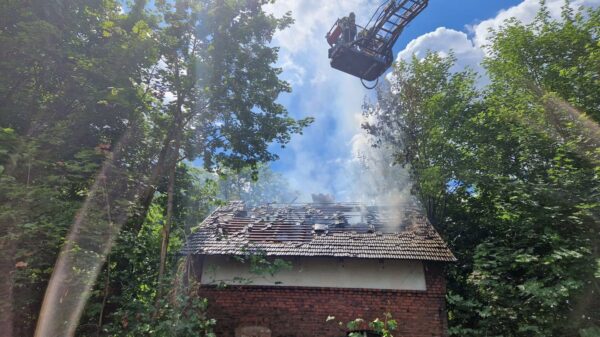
<box><xmin>182</xmin><ymin>201</ymin><xmax>456</xmax><ymax>262</ymax></box>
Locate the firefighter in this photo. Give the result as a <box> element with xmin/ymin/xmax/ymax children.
<box><xmin>341</xmin><ymin>12</ymin><xmax>357</xmax><ymax>44</ymax></box>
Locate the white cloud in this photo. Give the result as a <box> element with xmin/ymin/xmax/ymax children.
<box><xmin>278</xmin><ymin>53</ymin><xmax>306</xmax><ymax>87</ymax></box>
<box><xmin>163</xmin><ymin>91</ymin><xmax>176</xmax><ymax>104</ymax></box>
<box><xmin>265</xmin><ymin>0</ymin><xmax>378</xmax><ymax>55</ymax></box>
<box><xmin>471</xmin><ymin>0</ymin><xmax>600</xmax><ymax>49</ymax></box>
<box><xmin>396</xmin><ymin>27</ymin><xmax>485</xmax><ymax>76</ymax></box>
<box><xmin>392</xmin><ymin>0</ymin><xmax>600</xmax><ymax>85</ymax></box>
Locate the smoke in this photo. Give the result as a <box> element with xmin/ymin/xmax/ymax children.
<box><xmin>311</xmin><ymin>193</ymin><xmax>336</xmax><ymax>203</ymax></box>
<box><xmin>343</xmin><ymin>106</ymin><xmax>419</xmax><ymax>231</ymax></box>
<box><xmin>349</xmin><ymin>134</ymin><xmax>412</xmax><ymax>204</ymax></box>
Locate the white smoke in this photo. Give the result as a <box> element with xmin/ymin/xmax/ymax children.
<box><xmin>345</xmin><ymin>106</ymin><xmax>419</xmax><ymax>230</ymax></box>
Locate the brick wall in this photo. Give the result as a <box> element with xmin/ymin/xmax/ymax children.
<box><xmin>197</xmin><ymin>261</ymin><xmax>448</xmax><ymax>337</ymax></box>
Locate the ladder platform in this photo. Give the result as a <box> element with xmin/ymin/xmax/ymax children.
<box><xmin>328</xmin><ymin>44</ymin><xmax>392</xmax><ymax>81</ymax></box>
<box><xmin>326</xmin><ymin>0</ymin><xmax>428</xmax><ymax>83</ymax></box>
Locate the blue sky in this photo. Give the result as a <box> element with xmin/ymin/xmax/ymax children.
<box><xmin>262</xmin><ymin>0</ymin><xmax>600</xmax><ymax>202</ymax></box>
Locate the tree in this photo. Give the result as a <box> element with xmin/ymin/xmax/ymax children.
<box><xmin>125</xmin><ymin>0</ymin><xmax>312</xmax><ymax>287</ymax></box>
<box><xmin>0</xmin><ymin>0</ymin><xmax>311</xmax><ymax>336</ymax></box>
<box><xmin>365</xmin><ymin>2</ymin><xmax>600</xmax><ymax>335</ymax></box>
<box><xmin>76</xmin><ymin>163</ymin><xmax>219</xmax><ymax>337</ymax></box>
<box><xmin>364</xmin><ymin>53</ymin><xmax>481</xmax><ymax>226</ymax></box>
<box><xmin>0</xmin><ymin>1</ymin><xmax>158</xmax><ymax>335</ymax></box>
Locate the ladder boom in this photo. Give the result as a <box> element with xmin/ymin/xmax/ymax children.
<box><xmin>366</xmin><ymin>0</ymin><xmax>428</xmax><ymax>55</ymax></box>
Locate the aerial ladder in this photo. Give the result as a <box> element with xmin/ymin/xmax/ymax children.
<box><xmin>326</xmin><ymin>0</ymin><xmax>428</xmax><ymax>88</ymax></box>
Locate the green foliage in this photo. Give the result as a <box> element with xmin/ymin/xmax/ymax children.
<box><xmin>328</xmin><ymin>313</ymin><xmax>398</xmax><ymax>337</ymax></box>
<box><xmin>1</xmin><ymin>0</ymin><xmax>309</xmax><ymax>335</ymax></box>
<box><xmin>580</xmin><ymin>326</ymin><xmax>600</xmax><ymax>337</ymax></box>
<box><xmin>103</xmin><ymin>272</ymin><xmax>216</xmax><ymax>337</ymax></box>
<box><xmin>366</xmin><ymin>2</ymin><xmax>600</xmax><ymax>336</ymax></box>
<box><xmin>235</xmin><ymin>248</ymin><xmax>293</xmax><ymax>278</ymax></box>
<box><xmin>74</xmin><ymin>162</ymin><xmax>222</xmax><ymax>336</ymax></box>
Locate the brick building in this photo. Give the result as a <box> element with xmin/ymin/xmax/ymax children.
<box><xmin>182</xmin><ymin>201</ymin><xmax>456</xmax><ymax>337</ymax></box>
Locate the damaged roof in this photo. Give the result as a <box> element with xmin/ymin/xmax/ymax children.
<box><xmin>182</xmin><ymin>201</ymin><xmax>456</xmax><ymax>262</ymax></box>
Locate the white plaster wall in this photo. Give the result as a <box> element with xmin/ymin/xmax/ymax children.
<box><xmin>201</xmin><ymin>256</ymin><xmax>426</xmax><ymax>291</ymax></box>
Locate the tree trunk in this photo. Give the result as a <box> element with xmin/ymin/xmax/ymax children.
<box><xmin>158</xmin><ymin>156</ymin><xmax>176</xmax><ymax>286</ymax></box>
<box><xmin>128</xmin><ymin>123</ymin><xmax>178</xmax><ymax>233</ymax></box>
<box><xmin>0</xmin><ymin>239</ymin><xmax>15</xmax><ymax>337</ymax></box>
<box><xmin>96</xmin><ymin>259</ymin><xmax>110</xmax><ymax>337</ymax></box>
<box><xmin>157</xmin><ymin>68</ymin><xmax>184</xmax><ymax>288</ymax></box>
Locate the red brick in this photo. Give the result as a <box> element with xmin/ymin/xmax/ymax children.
<box><xmin>198</xmin><ymin>262</ymin><xmax>448</xmax><ymax>337</ymax></box>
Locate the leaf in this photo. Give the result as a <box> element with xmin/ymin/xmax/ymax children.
<box><xmin>580</xmin><ymin>326</ymin><xmax>600</xmax><ymax>337</ymax></box>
